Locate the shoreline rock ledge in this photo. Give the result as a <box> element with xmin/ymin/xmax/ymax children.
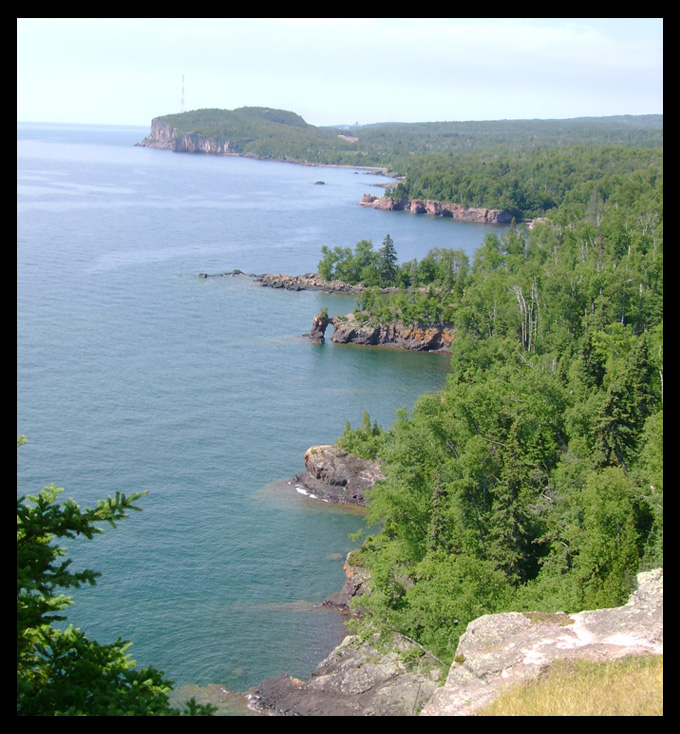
<box><xmin>306</xmin><ymin>311</ymin><xmax>454</xmax><ymax>353</ymax></box>
<box><xmin>248</xmin><ymin>568</ymin><xmax>662</xmax><ymax>716</ymax></box>
<box><xmin>421</xmin><ymin>567</ymin><xmax>663</xmax><ymax>716</ymax></box>
<box><xmin>359</xmin><ymin>194</ymin><xmax>514</xmax><ymax>223</ymax></box>
<box><xmin>292</xmin><ymin>445</ymin><xmax>383</xmax><ymax>506</ymax></box>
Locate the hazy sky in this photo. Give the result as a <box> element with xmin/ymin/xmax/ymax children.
<box><xmin>17</xmin><ymin>18</ymin><xmax>663</xmax><ymax>128</ymax></box>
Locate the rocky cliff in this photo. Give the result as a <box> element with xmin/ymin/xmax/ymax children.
<box><xmin>307</xmin><ymin>311</ymin><xmax>454</xmax><ymax>353</ymax></box>
<box><xmin>138</xmin><ymin>119</ymin><xmax>232</xmax><ymax>155</ymax></box>
<box><xmin>291</xmin><ymin>445</ymin><xmax>383</xmax><ymax>506</ymax></box>
<box><xmin>359</xmin><ymin>194</ymin><xmax>514</xmax><ymax>224</ymax></box>
<box><xmin>248</xmin><ymin>568</ymin><xmax>663</xmax><ymax>716</ymax></box>
<box><xmin>248</xmin><ymin>633</ymin><xmax>444</xmax><ymax>717</ymax></box>
<box><xmin>421</xmin><ymin>567</ymin><xmax>663</xmax><ymax>716</ymax></box>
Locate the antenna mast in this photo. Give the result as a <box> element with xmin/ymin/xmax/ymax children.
<box><xmin>181</xmin><ymin>75</ymin><xmax>185</xmax><ymax>114</ymax></box>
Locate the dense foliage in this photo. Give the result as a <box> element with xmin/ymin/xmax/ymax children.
<box><xmin>149</xmin><ymin>109</ymin><xmax>662</xmax><ymax>217</ymax></box>
<box><xmin>17</xmin><ymin>439</ymin><xmax>216</xmax><ymax>716</ymax></box>
<box><xmin>318</xmin><ymin>234</ymin><xmax>400</xmax><ymax>287</ymax></box>
<box><xmin>336</xmin><ymin>153</ymin><xmax>663</xmax><ymax>665</ymax></box>
<box><xmin>153</xmin><ymin>107</ymin><xmax>360</xmax><ymax>164</ymax></box>
<box><xmin>387</xmin><ymin>144</ymin><xmax>663</xmax><ymax>218</ymax></box>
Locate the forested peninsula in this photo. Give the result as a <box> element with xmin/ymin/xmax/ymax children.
<box><xmin>138</xmin><ymin>107</ymin><xmax>661</xmax><ymax>221</ymax></box>
<box><xmin>306</xmin><ymin>124</ymin><xmax>663</xmax><ymax>700</ymax></box>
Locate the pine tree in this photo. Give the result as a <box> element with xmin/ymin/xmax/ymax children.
<box><xmin>378</xmin><ymin>234</ymin><xmax>398</xmax><ymax>286</ymax></box>
<box><xmin>17</xmin><ymin>439</ymin><xmax>215</xmax><ymax>716</ymax></box>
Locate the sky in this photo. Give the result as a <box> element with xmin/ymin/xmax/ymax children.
<box><xmin>17</xmin><ymin>18</ymin><xmax>663</xmax><ymax>129</ymax></box>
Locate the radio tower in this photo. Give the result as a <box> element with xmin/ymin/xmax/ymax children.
<box><xmin>180</xmin><ymin>75</ymin><xmax>185</xmax><ymax>114</ymax></box>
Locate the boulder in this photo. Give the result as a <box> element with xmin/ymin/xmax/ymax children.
<box><xmin>420</xmin><ymin>568</ymin><xmax>663</xmax><ymax>716</ymax></box>
<box><xmin>292</xmin><ymin>445</ymin><xmax>384</xmax><ymax>506</ymax></box>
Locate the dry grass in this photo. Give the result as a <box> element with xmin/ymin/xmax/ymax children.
<box><xmin>476</xmin><ymin>654</ymin><xmax>663</xmax><ymax>716</ymax></box>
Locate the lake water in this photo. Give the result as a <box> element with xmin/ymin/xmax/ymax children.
<box><xmin>17</xmin><ymin>122</ymin><xmax>509</xmax><ymax>698</ymax></box>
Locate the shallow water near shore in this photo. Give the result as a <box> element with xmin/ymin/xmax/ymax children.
<box><xmin>17</xmin><ymin>121</ymin><xmax>509</xmax><ymax>698</ymax></box>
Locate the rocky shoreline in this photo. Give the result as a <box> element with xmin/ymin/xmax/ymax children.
<box><xmin>197</xmin><ymin>269</ymin><xmax>379</xmax><ymax>295</ymax></box>
<box><xmin>247</xmin><ymin>568</ymin><xmax>663</xmax><ymax>716</ymax></box>
<box><xmin>197</xmin><ymin>271</ymin><xmax>455</xmax><ymax>353</ymax></box>
<box><xmin>258</xmin><ymin>444</ymin><xmax>663</xmax><ymax>716</ymax></box>
<box><xmin>291</xmin><ymin>444</ymin><xmax>383</xmax><ymax>507</ymax></box>
<box><xmin>359</xmin><ymin>193</ymin><xmax>514</xmax><ymax>224</ymax></box>
<box><xmin>255</xmin><ymin>272</ymin><xmax>370</xmax><ymax>294</ymax></box>
<box><xmin>306</xmin><ymin>311</ymin><xmax>454</xmax><ymax>353</ymax></box>
<box><xmin>248</xmin><ymin>631</ymin><xmax>444</xmax><ymax>716</ymax></box>
<box><xmin>180</xmin><ymin>441</ymin><xmax>663</xmax><ymax>716</ymax></box>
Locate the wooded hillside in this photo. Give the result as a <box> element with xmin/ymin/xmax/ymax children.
<box><xmin>334</xmin><ymin>143</ymin><xmax>662</xmax><ymax>665</ymax></box>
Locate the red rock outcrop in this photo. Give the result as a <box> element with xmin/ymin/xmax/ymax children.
<box><xmin>328</xmin><ymin>312</ymin><xmax>454</xmax><ymax>352</ymax></box>
<box><xmin>359</xmin><ymin>194</ymin><xmax>513</xmax><ymax>223</ymax></box>
<box><xmin>292</xmin><ymin>445</ymin><xmax>384</xmax><ymax>506</ymax></box>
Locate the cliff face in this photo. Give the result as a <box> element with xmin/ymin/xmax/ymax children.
<box><xmin>292</xmin><ymin>445</ymin><xmax>384</xmax><ymax>506</ymax></box>
<box><xmin>316</xmin><ymin>312</ymin><xmax>454</xmax><ymax>353</ymax></box>
<box><xmin>249</xmin><ymin>568</ymin><xmax>663</xmax><ymax>716</ymax></box>
<box><xmin>138</xmin><ymin>119</ymin><xmax>231</xmax><ymax>155</ymax></box>
<box><xmin>359</xmin><ymin>194</ymin><xmax>513</xmax><ymax>224</ymax></box>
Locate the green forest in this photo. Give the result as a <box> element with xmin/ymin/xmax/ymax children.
<box><xmin>331</xmin><ymin>145</ymin><xmax>663</xmax><ymax>666</ymax></box>
<box><xmin>147</xmin><ymin>108</ymin><xmax>662</xmax><ymax>221</ymax></box>
<box><xmin>21</xmin><ymin>109</ymin><xmax>662</xmax><ymax>713</ymax></box>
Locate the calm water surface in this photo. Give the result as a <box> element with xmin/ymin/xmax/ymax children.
<box><xmin>17</xmin><ymin>122</ymin><xmax>509</xmax><ymax>694</ymax></box>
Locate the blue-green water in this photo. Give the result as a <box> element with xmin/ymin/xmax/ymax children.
<box><xmin>17</xmin><ymin>122</ymin><xmax>509</xmax><ymax>693</ymax></box>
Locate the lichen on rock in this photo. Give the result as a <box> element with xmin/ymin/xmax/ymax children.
<box><xmin>420</xmin><ymin>568</ymin><xmax>663</xmax><ymax>716</ymax></box>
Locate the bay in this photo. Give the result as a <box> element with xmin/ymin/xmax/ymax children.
<box><xmin>17</xmin><ymin>122</ymin><xmax>509</xmax><ymax>694</ymax></box>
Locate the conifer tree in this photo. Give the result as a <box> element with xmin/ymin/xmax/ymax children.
<box><xmin>17</xmin><ymin>438</ymin><xmax>215</xmax><ymax>716</ymax></box>
<box><xmin>378</xmin><ymin>234</ymin><xmax>398</xmax><ymax>286</ymax></box>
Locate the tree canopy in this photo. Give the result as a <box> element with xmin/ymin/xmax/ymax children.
<box><xmin>16</xmin><ymin>437</ymin><xmax>215</xmax><ymax>716</ymax></box>
<box><xmin>334</xmin><ymin>146</ymin><xmax>663</xmax><ymax>665</ymax></box>
<box><xmin>144</xmin><ymin>108</ymin><xmax>662</xmax><ymax>208</ymax></box>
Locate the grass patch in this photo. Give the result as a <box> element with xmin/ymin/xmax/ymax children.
<box><xmin>522</xmin><ymin>611</ymin><xmax>574</xmax><ymax>626</ymax></box>
<box><xmin>476</xmin><ymin>654</ymin><xmax>662</xmax><ymax>716</ymax></box>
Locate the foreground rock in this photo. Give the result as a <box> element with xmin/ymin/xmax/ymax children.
<box><xmin>421</xmin><ymin>568</ymin><xmax>663</xmax><ymax>716</ymax></box>
<box><xmin>359</xmin><ymin>194</ymin><xmax>513</xmax><ymax>223</ymax></box>
<box><xmin>248</xmin><ymin>568</ymin><xmax>662</xmax><ymax>716</ymax></box>
<box><xmin>249</xmin><ymin>634</ymin><xmax>443</xmax><ymax>716</ymax></box>
<box><xmin>292</xmin><ymin>445</ymin><xmax>383</xmax><ymax>506</ymax></box>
